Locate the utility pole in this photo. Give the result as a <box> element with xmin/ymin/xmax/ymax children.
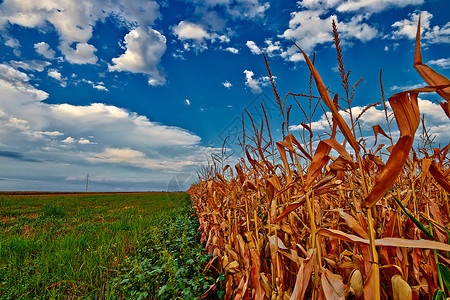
<box><xmin>85</xmin><ymin>174</ymin><xmax>89</xmax><ymax>192</ymax></box>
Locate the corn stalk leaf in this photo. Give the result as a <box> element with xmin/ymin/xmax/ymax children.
<box><xmin>321</xmin><ymin>268</ymin><xmax>345</xmax><ymax>300</ymax></box>
<box><xmin>372</xmin><ymin>125</ymin><xmax>392</xmax><ymax>146</ymax></box>
<box><xmin>429</xmin><ymin>161</ymin><xmax>450</xmax><ymax>193</ymax></box>
<box><xmin>290</xmin><ymin>249</ymin><xmax>315</xmax><ymax>300</ymax></box>
<box><xmin>339</xmin><ymin>209</ymin><xmax>369</xmax><ymax>239</ymax></box>
<box><xmin>431</xmin><ymin>289</ymin><xmax>446</xmax><ymax>300</ymax></box>
<box><xmin>304</xmin><ymin>141</ymin><xmax>331</xmax><ymax>189</ymax></box>
<box><xmin>318</xmin><ymin>228</ymin><xmax>450</xmax><ymax>251</ymax></box>
<box><xmin>392</xmin><ymin>194</ymin><xmax>434</xmax><ymax>239</ymax></box>
<box><xmin>364</xmin><ymin>92</ymin><xmax>420</xmax><ymax>208</ymax></box>
<box><xmin>414</xmin><ymin>15</ymin><xmax>450</xmax><ymax>118</ymax></box>
<box><xmin>293</xmin><ymin>42</ymin><xmax>360</xmax><ymax>153</ymax></box>
<box><xmin>437</xmin><ymin>264</ymin><xmax>450</xmax><ymax>293</ymax></box>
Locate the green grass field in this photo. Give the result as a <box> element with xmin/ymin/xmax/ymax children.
<box><xmin>0</xmin><ymin>191</ymin><xmax>218</xmax><ymax>299</ymax></box>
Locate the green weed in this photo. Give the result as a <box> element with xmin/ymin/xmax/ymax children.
<box><xmin>113</xmin><ymin>197</ymin><xmax>225</xmax><ymax>299</ymax></box>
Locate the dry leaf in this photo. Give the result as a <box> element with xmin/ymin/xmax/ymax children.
<box><xmin>295</xmin><ymin>42</ymin><xmax>360</xmax><ymax>152</ymax></box>
<box><xmin>339</xmin><ymin>210</ymin><xmax>369</xmax><ymax>239</ymax></box>
<box><xmin>413</xmin><ymin>15</ymin><xmax>450</xmax><ymax>117</ymax></box>
<box><xmin>364</xmin><ymin>92</ymin><xmax>420</xmax><ymax>208</ymax></box>
<box><xmin>318</xmin><ymin>228</ymin><xmax>450</xmax><ymax>251</ymax></box>
<box><xmin>290</xmin><ymin>249</ymin><xmax>315</xmax><ymax>300</ymax></box>
<box><xmin>321</xmin><ymin>268</ymin><xmax>345</xmax><ymax>300</ymax></box>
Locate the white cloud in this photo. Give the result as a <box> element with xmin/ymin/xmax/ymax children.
<box><xmin>246</xmin><ymin>40</ymin><xmax>261</xmax><ymax>54</ymax></box>
<box><xmin>9</xmin><ymin>60</ymin><xmax>50</xmax><ymax>72</ymax></box>
<box><xmin>34</xmin><ymin>42</ymin><xmax>56</xmax><ymax>59</ymax></box>
<box><xmin>184</xmin><ymin>99</ymin><xmax>191</xmax><ymax>106</ymax></box>
<box><xmin>428</xmin><ymin>58</ymin><xmax>450</xmax><ymax>69</ymax></box>
<box><xmin>5</xmin><ymin>37</ymin><xmax>20</xmax><ymax>48</ymax></box>
<box><xmin>93</xmin><ymin>84</ymin><xmax>108</xmax><ymax>91</ymax></box>
<box><xmin>297</xmin><ymin>0</ymin><xmax>423</xmax><ymax>13</ymax></box>
<box><xmin>217</xmin><ymin>34</ymin><xmax>231</xmax><ymax>43</ymax></box>
<box><xmin>222</xmin><ymin>81</ymin><xmax>232</xmax><ymax>88</ymax></box>
<box><xmin>335</xmin><ymin>15</ymin><xmax>378</xmax><ymax>41</ymax></box>
<box><xmin>0</xmin><ymin>64</ymin><xmax>30</xmax><ymax>82</ymax></box>
<box><xmin>109</xmin><ymin>27</ymin><xmax>167</xmax><ymax>86</ymax></box>
<box><xmin>0</xmin><ymin>0</ymin><xmax>162</xmax><ymax>65</ymax></box>
<box><xmin>48</xmin><ymin>69</ymin><xmax>63</xmax><ymax>81</ymax></box>
<box><xmin>87</xmin><ymin>147</ymin><xmax>198</xmax><ymax>170</ymax></box>
<box><xmin>391</xmin><ymin>11</ymin><xmax>430</xmax><ymax>39</ymax></box>
<box><xmin>78</xmin><ymin>137</ymin><xmax>92</xmax><ymax>144</ymax></box>
<box><xmin>62</xmin><ymin>137</ymin><xmax>75</xmax><ymax>143</ymax></box>
<box><xmin>290</xmin><ymin>99</ymin><xmax>450</xmax><ymax>145</ymax></box>
<box><xmin>280</xmin><ymin>46</ymin><xmax>305</xmax><ymax>62</ymax></box>
<box><xmin>247</xmin><ymin>39</ymin><xmax>283</xmax><ymax>57</ymax></box>
<box><xmin>0</xmin><ymin>67</ymin><xmax>217</xmax><ymax>190</ymax></box>
<box><xmin>225</xmin><ymin>0</ymin><xmax>269</xmax><ymax>19</ymax></box>
<box><xmin>172</xmin><ymin>21</ymin><xmax>222</xmax><ymax>53</ymax></box>
<box><xmin>59</xmin><ymin>42</ymin><xmax>98</xmax><ymax>65</ymax></box>
<box><xmin>186</xmin><ymin>0</ymin><xmax>269</xmax><ymax>21</ymax></box>
<box><xmin>173</xmin><ymin>21</ymin><xmax>211</xmax><ymax>41</ymax></box>
<box><xmin>264</xmin><ymin>40</ymin><xmax>282</xmax><ymax>56</ymax></box>
<box><xmin>336</xmin><ymin>0</ymin><xmax>423</xmax><ymax>13</ymax></box>
<box><xmin>391</xmin><ymin>11</ymin><xmax>450</xmax><ymax>44</ymax></box>
<box><xmin>169</xmin><ymin>0</ymin><xmax>267</xmax><ymax>57</ymax></box>
<box><xmin>47</xmin><ymin>69</ymin><xmax>67</xmax><ymax>87</ymax></box>
<box><xmin>390</xmin><ymin>83</ymin><xmax>424</xmax><ymax>91</ymax></box>
<box><xmin>244</xmin><ymin>70</ymin><xmax>271</xmax><ymax>93</ymax></box>
<box><xmin>281</xmin><ymin>10</ymin><xmax>377</xmax><ymax>55</ymax></box>
<box><xmin>224</xmin><ymin>47</ymin><xmax>239</xmax><ymax>54</ymax></box>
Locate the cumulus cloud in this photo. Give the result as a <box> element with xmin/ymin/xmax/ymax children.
<box><xmin>93</xmin><ymin>84</ymin><xmax>108</xmax><ymax>91</ymax></box>
<box><xmin>428</xmin><ymin>58</ymin><xmax>450</xmax><ymax>69</ymax></box>
<box><xmin>172</xmin><ymin>20</ymin><xmax>229</xmax><ymax>53</ymax></box>
<box><xmin>173</xmin><ymin>21</ymin><xmax>211</xmax><ymax>41</ymax></box>
<box><xmin>223</xmin><ymin>47</ymin><xmax>239</xmax><ymax>54</ymax></box>
<box><xmin>62</xmin><ymin>137</ymin><xmax>75</xmax><ymax>143</ymax></box>
<box><xmin>247</xmin><ymin>39</ymin><xmax>282</xmax><ymax>57</ymax></box>
<box><xmin>389</xmin><ymin>83</ymin><xmax>424</xmax><ymax>91</ymax></box>
<box><xmin>9</xmin><ymin>60</ymin><xmax>50</xmax><ymax>72</ymax></box>
<box><xmin>0</xmin><ymin>63</ymin><xmax>30</xmax><ymax>82</ymax></box>
<box><xmin>243</xmin><ymin>70</ymin><xmax>271</xmax><ymax>93</ymax></box>
<box><xmin>34</xmin><ymin>42</ymin><xmax>56</xmax><ymax>59</ymax></box>
<box><xmin>185</xmin><ymin>0</ymin><xmax>269</xmax><ymax>24</ymax></box>
<box><xmin>0</xmin><ymin>0</ymin><xmax>162</xmax><ymax>65</ymax></box>
<box><xmin>47</xmin><ymin>69</ymin><xmax>63</xmax><ymax>81</ymax></box>
<box><xmin>47</xmin><ymin>69</ymin><xmax>67</xmax><ymax>87</ymax></box>
<box><xmin>222</xmin><ymin>81</ymin><xmax>232</xmax><ymax>88</ymax></box>
<box><xmin>59</xmin><ymin>42</ymin><xmax>98</xmax><ymax>65</ymax></box>
<box><xmin>391</xmin><ymin>11</ymin><xmax>450</xmax><ymax>44</ymax></box>
<box><xmin>298</xmin><ymin>0</ymin><xmax>423</xmax><ymax>14</ymax></box>
<box><xmin>281</xmin><ymin>10</ymin><xmax>377</xmax><ymax>56</ymax></box>
<box><xmin>0</xmin><ymin>64</ymin><xmax>216</xmax><ymax>190</ymax></box>
<box><xmin>225</xmin><ymin>0</ymin><xmax>269</xmax><ymax>19</ymax></box>
<box><xmin>336</xmin><ymin>0</ymin><xmax>423</xmax><ymax>13</ymax></box>
<box><xmin>168</xmin><ymin>0</ymin><xmax>267</xmax><ymax>56</ymax></box>
<box><xmin>4</xmin><ymin>37</ymin><xmax>19</xmax><ymax>48</ymax></box>
<box><xmin>246</xmin><ymin>41</ymin><xmax>261</xmax><ymax>54</ymax></box>
<box><xmin>290</xmin><ymin>99</ymin><xmax>449</xmax><ymax>145</ymax></box>
<box><xmin>109</xmin><ymin>27</ymin><xmax>167</xmax><ymax>86</ymax></box>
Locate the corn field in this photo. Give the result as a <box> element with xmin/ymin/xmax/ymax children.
<box><xmin>188</xmin><ymin>18</ymin><xmax>450</xmax><ymax>300</ymax></box>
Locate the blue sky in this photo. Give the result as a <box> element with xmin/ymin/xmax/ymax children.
<box><xmin>0</xmin><ymin>0</ymin><xmax>449</xmax><ymax>191</ymax></box>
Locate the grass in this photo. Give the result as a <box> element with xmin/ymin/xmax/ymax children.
<box><xmin>0</xmin><ymin>191</ymin><xmax>203</xmax><ymax>299</ymax></box>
